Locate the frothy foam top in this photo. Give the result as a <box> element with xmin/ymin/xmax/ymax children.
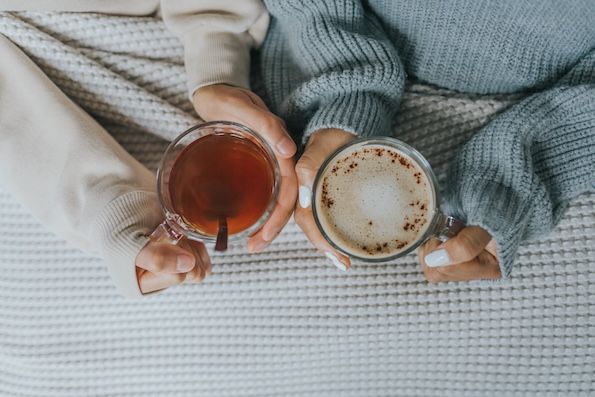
<box><xmin>315</xmin><ymin>145</ymin><xmax>435</xmax><ymax>259</ymax></box>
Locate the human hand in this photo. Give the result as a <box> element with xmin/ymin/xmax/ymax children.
<box><xmin>294</xmin><ymin>128</ymin><xmax>357</xmax><ymax>271</ymax></box>
<box><xmin>135</xmin><ymin>238</ymin><xmax>212</xmax><ymax>294</ymax></box>
<box><xmin>417</xmin><ymin>226</ymin><xmax>501</xmax><ymax>283</ymax></box>
<box><xmin>193</xmin><ymin>84</ymin><xmax>298</xmax><ymax>252</ymax></box>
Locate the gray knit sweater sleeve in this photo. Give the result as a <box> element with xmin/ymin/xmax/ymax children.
<box><xmin>262</xmin><ymin>0</ymin><xmax>405</xmax><ymax>143</ymax></box>
<box><xmin>445</xmin><ymin>49</ymin><xmax>595</xmax><ymax>277</ymax></box>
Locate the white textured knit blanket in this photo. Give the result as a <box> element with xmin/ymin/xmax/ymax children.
<box><xmin>0</xmin><ymin>12</ymin><xmax>593</xmax><ymax>397</ymax></box>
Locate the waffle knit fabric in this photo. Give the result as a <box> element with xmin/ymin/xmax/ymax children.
<box><xmin>257</xmin><ymin>0</ymin><xmax>595</xmax><ymax>277</ymax></box>
<box><xmin>0</xmin><ymin>10</ymin><xmax>593</xmax><ymax>397</ymax></box>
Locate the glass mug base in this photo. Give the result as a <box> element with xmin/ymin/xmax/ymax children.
<box><xmin>312</xmin><ymin>137</ymin><xmax>464</xmax><ymax>262</ymax></box>
<box><xmin>151</xmin><ymin>121</ymin><xmax>281</xmax><ymax>251</ymax></box>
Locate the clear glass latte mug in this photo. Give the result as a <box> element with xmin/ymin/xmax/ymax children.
<box><xmin>311</xmin><ymin>137</ymin><xmax>464</xmax><ymax>262</ymax></box>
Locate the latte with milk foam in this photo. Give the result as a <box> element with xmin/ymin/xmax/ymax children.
<box><xmin>315</xmin><ymin>144</ymin><xmax>435</xmax><ymax>259</ymax></box>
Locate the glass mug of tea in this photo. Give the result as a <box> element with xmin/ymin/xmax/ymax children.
<box><xmin>311</xmin><ymin>137</ymin><xmax>464</xmax><ymax>262</ymax></box>
<box><xmin>150</xmin><ymin>121</ymin><xmax>281</xmax><ymax>251</ymax></box>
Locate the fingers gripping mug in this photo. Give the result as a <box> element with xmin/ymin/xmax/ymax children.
<box><xmin>150</xmin><ymin>121</ymin><xmax>281</xmax><ymax>250</ymax></box>
<box><xmin>312</xmin><ymin>137</ymin><xmax>464</xmax><ymax>262</ymax></box>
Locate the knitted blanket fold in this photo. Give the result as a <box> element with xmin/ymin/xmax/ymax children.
<box><xmin>0</xmin><ymin>12</ymin><xmax>593</xmax><ymax>397</ymax></box>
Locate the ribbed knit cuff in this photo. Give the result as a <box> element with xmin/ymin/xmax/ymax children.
<box><xmin>302</xmin><ymin>92</ymin><xmax>394</xmax><ymax>144</ymax></box>
<box><xmin>445</xmin><ymin>82</ymin><xmax>595</xmax><ymax>279</ymax></box>
<box><xmin>446</xmin><ymin>183</ymin><xmax>530</xmax><ymax>278</ymax></box>
<box><xmin>183</xmin><ymin>31</ymin><xmax>251</xmax><ymax>99</ymax></box>
<box><xmin>92</xmin><ymin>191</ymin><xmax>162</xmax><ymax>298</ymax></box>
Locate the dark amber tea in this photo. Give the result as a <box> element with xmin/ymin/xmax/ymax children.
<box><xmin>168</xmin><ymin>133</ymin><xmax>275</xmax><ymax>236</ymax></box>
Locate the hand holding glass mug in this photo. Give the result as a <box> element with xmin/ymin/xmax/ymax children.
<box><xmin>135</xmin><ymin>85</ymin><xmax>299</xmax><ymax>293</ymax></box>
<box><xmin>139</xmin><ymin>121</ymin><xmax>283</xmax><ymax>293</ymax></box>
<box><xmin>294</xmin><ymin>129</ymin><xmax>357</xmax><ymax>271</ymax></box>
<box><xmin>136</xmin><ymin>115</ymin><xmax>500</xmax><ymax>294</ymax></box>
<box><xmin>296</xmin><ymin>128</ymin><xmax>501</xmax><ymax>283</ymax></box>
<box><xmin>135</xmin><ymin>238</ymin><xmax>212</xmax><ymax>294</ymax></box>
<box><xmin>418</xmin><ymin>227</ymin><xmax>500</xmax><ymax>283</ymax></box>
<box><xmin>193</xmin><ymin>84</ymin><xmax>298</xmax><ymax>253</ymax></box>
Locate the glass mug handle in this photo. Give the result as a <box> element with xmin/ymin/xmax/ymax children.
<box><xmin>433</xmin><ymin>213</ymin><xmax>466</xmax><ymax>241</ymax></box>
<box><xmin>149</xmin><ymin>220</ymin><xmax>183</xmax><ymax>245</ymax></box>
<box><xmin>148</xmin><ymin>218</ymin><xmax>228</xmax><ymax>251</ymax></box>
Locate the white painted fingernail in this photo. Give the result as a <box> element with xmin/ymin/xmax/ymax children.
<box><xmin>325</xmin><ymin>252</ymin><xmax>347</xmax><ymax>272</ymax></box>
<box><xmin>299</xmin><ymin>185</ymin><xmax>312</xmax><ymax>208</ymax></box>
<box><xmin>424</xmin><ymin>249</ymin><xmax>450</xmax><ymax>267</ymax></box>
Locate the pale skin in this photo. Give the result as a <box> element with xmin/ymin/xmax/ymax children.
<box><xmin>135</xmin><ymin>84</ymin><xmax>298</xmax><ymax>293</ymax></box>
<box><xmin>294</xmin><ymin>128</ymin><xmax>502</xmax><ymax>283</ymax></box>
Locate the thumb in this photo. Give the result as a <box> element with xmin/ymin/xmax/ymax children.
<box><xmin>193</xmin><ymin>85</ymin><xmax>296</xmax><ymax>158</ymax></box>
<box><xmin>296</xmin><ymin>129</ymin><xmax>357</xmax><ymax>187</ymax></box>
<box><xmin>424</xmin><ymin>226</ymin><xmax>492</xmax><ymax>267</ymax></box>
<box><xmin>295</xmin><ymin>141</ymin><xmax>336</xmax><ymax>209</ymax></box>
<box><xmin>296</xmin><ymin>129</ymin><xmax>357</xmax><ymax>209</ymax></box>
<box><xmin>135</xmin><ymin>241</ymin><xmax>196</xmax><ymax>274</ymax></box>
<box><xmin>295</xmin><ymin>147</ymin><xmax>326</xmax><ymax>188</ymax></box>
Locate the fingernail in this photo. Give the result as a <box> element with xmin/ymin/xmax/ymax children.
<box><xmin>276</xmin><ymin>137</ymin><xmax>297</xmax><ymax>156</ymax></box>
<box><xmin>424</xmin><ymin>249</ymin><xmax>450</xmax><ymax>267</ymax></box>
<box><xmin>325</xmin><ymin>252</ymin><xmax>347</xmax><ymax>272</ymax></box>
<box><xmin>176</xmin><ymin>254</ymin><xmax>194</xmax><ymax>272</ymax></box>
<box><xmin>299</xmin><ymin>185</ymin><xmax>312</xmax><ymax>208</ymax></box>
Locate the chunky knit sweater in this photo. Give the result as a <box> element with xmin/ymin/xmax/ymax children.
<box><xmin>256</xmin><ymin>0</ymin><xmax>595</xmax><ymax>277</ymax></box>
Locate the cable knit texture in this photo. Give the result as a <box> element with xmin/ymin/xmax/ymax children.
<box><xmin>258</xmin><ymin>0</ymin><xmax>595</xmax><ymax>277</ymax></box>
<box><xmin>0</xmin><ymin>9</ymin><xmax>593</xmax><ymax>397</ymax></box>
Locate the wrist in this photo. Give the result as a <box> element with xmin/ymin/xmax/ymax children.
<box><xmin>307</xmin><ymin>128</ymin><xmax>357</xmax><ymax>148</ymax></box>
<box><xmin>181</xmin><ymin>30</ymin><xmax>251</xmax><ymax>99</ymax></box>
<box><xmin>192</xmin><ymin>83</ymin><xmax>228</xmax><ymax>107</ymax></box>
<box><xmin>192</xmin><ymin>83</ymin><xmax>239</xmax><ymax>120</ymax></box>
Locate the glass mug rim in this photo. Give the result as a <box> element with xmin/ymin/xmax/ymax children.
<box><xmin>311</xmin><ymin>136</ymin><xmax>452</xmax><ymax>263</ymax></box>
<box><xmin>156</xmin><ymin>121</ymin><xmax>281</xmax><ymax>244</ymax></box>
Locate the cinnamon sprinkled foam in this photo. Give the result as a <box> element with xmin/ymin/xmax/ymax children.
<box><xmin>315</xmin><ymin>145</ymin><xmax>434</xmax><ymax>259</ymax></box>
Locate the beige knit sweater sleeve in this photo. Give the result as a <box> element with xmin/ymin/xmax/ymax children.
<box><xmin>0</xmin><ymin>36</ymin><xmax>163</xmax><ymax>298</ymax></box>
<box><xmin>161</xmin><ymin>0</ymin><xmax>269</xmax><ymax>97</ymax></box>
<box><xmin>0</xmin><ymin>0</ymin><xmax>270</xmax><ymax>96</ymax></box>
